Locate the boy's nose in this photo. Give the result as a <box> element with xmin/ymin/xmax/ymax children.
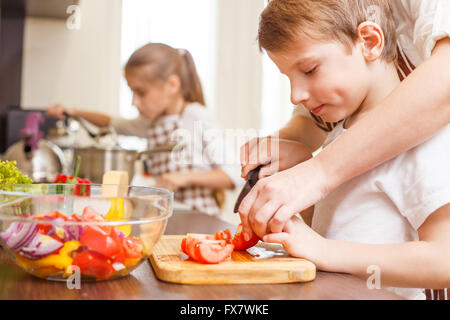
<box><xmin>290</xmin><ymin>86</ymin><xmax>310</xmax><ymax>106</ymax></box>
<box><xmin>132</xmin><ymin>94</ymin><xmax>140</xmax><ymax>108</ymax></box>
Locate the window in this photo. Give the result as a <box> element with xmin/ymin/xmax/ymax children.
<box><xmin>260</xmin><ymin>54</ymin><xmax>294</xmax><ymax>136</ymax></box>
<box><xmin>120</xmin><ymin>0</ymin><xmax>217</xmax><ymax>119</ymax></box>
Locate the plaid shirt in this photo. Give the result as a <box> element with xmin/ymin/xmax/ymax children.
<box><xmin>144</xmin><ymin>112</ymin><xmax>221</xmax><ymax>216</ymax></box>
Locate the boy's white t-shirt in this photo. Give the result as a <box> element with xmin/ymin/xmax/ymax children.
<box><xmin>312</xmin><ymin>123</ymin><xmax>450</xmax><ymax>300</ymax></box>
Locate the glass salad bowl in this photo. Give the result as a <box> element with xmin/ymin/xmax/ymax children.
<box><xmin>0</xmin><ymin>184</ymin><xmax>172</xmax><ymax>281</ymax></box>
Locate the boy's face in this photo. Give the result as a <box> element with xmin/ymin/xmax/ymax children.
<box><xmin>268</xmin><ymin>36</ymin><xmax>372</xmax><ymax>123</ymax></box>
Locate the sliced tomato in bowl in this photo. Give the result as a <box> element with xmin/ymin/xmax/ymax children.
<box><xmin>232</xmin><ymin>223</ymin><xmax>260</xmax><ymax>251</ymax></box>
<box><xmin>80</xmin><ymin>225</ymin><xmax>124</xmax><ymax>262</ymax></box>
<box><xmin>122</xmin><ymin>237</ymin><xmax>144</xmax><ymax>259</ymax></box>
<box><xmin>72</xmin><ymin>250</ymin><xmax>115</xmax><ymax>281</ymax></box>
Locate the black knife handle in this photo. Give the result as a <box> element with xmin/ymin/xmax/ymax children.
<box><xmin>233</xmin><ymin>165</ymin><xmax>263</xmax><ymax>213</ymax></box>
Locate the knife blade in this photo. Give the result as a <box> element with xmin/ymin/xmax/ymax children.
<box><xmin>233</xmin><ymin>166</ymin><xmax>262</xmax><ymax>213</ymax></box>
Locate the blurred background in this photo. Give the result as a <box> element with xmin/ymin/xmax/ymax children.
<box><xmin>0</xmin><ymin>0</ymin><xmax>297</xmax><ymax>222</ymax></box>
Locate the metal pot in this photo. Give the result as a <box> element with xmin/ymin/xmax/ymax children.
<box><xmin>3</xmin><ymin>139</ymin><xmax>66</xmax><ymax>183</ymax></box>
<box><xmin>72</xmin><ymin>146</ymin><xmax>136</xmax><ymax>183</ymax></box>
<box><xmin>72</xmin><ymin>144</ymin><xmax>181</xmax><ymax>183</ymax></box>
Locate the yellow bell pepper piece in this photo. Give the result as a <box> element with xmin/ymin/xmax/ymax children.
<box><xmin>105</xmin><ymin>198</ymin><xmax>131</xmax><ymax>236</ymax></box>
<box><xmin>16</xmin><ymin>240</ymin><xmax>82</xmax><ymax>271</ymax></box>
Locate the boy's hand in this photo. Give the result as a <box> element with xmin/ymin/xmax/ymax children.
<box><xmin>156</xmin><ymin>172</ymin><xmax>190</xmax><ymax>192</ymax></box>
<box><xmin>262</xmin><ymin>215</ymin><xmax>326</xmax><ymax>263</ymax></box>
<box><xmin>240</xmin><ymin>136</ymin><xmax>313</xmax><ymax>179</ymax></box>
<box><xmin>238</xmin><ymin>158</ymin><xmax>330</xmax><ymax>240</ymax></box>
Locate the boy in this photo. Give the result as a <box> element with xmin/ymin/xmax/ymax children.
<box><xmin>255</xmin><ymin>0</ymin><xmax>450</xmax><ymax>299</ymax></box>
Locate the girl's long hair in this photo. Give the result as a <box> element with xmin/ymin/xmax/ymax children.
<box><xmin>125</xmin><ymin>43</ymin><xmax>205</xmax><ymax>106</ymax></box>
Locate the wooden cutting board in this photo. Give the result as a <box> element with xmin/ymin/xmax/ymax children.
<box><xmin>149</xmin><ymin>235</ymin><xmax>316</xmax><ymax>284</ymax></box>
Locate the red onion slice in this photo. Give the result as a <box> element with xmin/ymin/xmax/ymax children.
<box><xmin>20</xmin><ymin>233</ymin><xmax>63</xmax><ymax>260</ymax></box>
<box><xmin>1</xmin><ymin>222</ymin><xmax>39</xmax><ymax>251</ymax></box>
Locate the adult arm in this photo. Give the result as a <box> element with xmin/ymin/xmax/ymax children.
<box><xmin>239</xmin><ymin>37</ymin><xmax>450</xmax><ymax>240</ymax></box>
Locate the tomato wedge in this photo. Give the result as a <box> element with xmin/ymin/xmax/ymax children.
<box><xmin>194</xmin><ymin>240</ymin><xmax>234</xmax><ymax>264</ymax></box>
<box><xmin>81</xmin><ymin>207</ymin><xmax>105</xmax><ymax>222</ymax></box>
<box><xmin>186</xmin><ymin>233</ymin><xmax>215</xmax><ymax>240</ymax></box>
<box><xmin>232</xmin><ymin>223</ymin><xmax>260</xmax><ymax>251</ymax></box>
<box><xmin>180</xmin><ymin>226</ymin><xmax>259</xmax><ymax>264</ymax></box>
<box><xmin>80</xmin><ymin>225</ymin><xmax>124</xmax><ymax>261</ymax></box>
<box><xmin>181</xmin><ymin>238</ymin><xmax>188</xmax><ymax>255</ymax></box>
<box><xmin>122</xmin><ymin>237</ymin><xmax>144</xmax><ymax>259</ymax></box>
<box><xmin>72</xmin><ymin>250</ymin><xmax>115</xmax><ymax>281</ymax></box>
<box><xmin>215</xmin><ymin>229</ymin><xmax>232</xmax><ymax>243</ymax></box>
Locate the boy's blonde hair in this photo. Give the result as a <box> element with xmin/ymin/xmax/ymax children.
<box><xmin>258</xmin><ymin>0</ymin><xmax>397</xmax><ymax>62</ymax></box>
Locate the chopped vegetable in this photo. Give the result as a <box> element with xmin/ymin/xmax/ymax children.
<box><xmin>1</xmin><ymin>222</ymin><xmax>39</xmax><ymax>251</ymax></box>
<box><xmin>232</xmin><ymin>224</ymin><xmax>260</xmax><ymax>251</ymax></box>
<box><xmin>180</xmin><ymin>225</ymin><xmax>260</xmax><ymax>264</ymax></box>
<box><xmin>20</xmin><ymin>233</ymin><xmax>64</xmax><ymax>260</ymax></box>
<box><xmin>0</xmin><ymin>160</ymin><xmax>33</xmax><ymax>185</ymax></box>
<box><xmin>72</xmin><ymin>250</ymin><xmax>115</xmax><ymax>281</ymax></box>
<box><xmin>53</xmin><ymin>156</ymin><xmax>91</xmax><ymax>196</ymax></box>
<box><xmin>105</xmin><ymin>198</ymin><xmax>131</xmax><ymax>236</ymax></box>
<box><xmin>182</xmin><ymin>233</ymin><xmax>234</xmax><ymax>264</ymax></box>
<box><xmin>194</xmin><ymin>240</ymin><xmax>234</xmax><ymax>264</ymax></box>
<box><xmin>1</xmin><ymin>205</ymin><xmax>145</xmax><ymax>281</ymax></box>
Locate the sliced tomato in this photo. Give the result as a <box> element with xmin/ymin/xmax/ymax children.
<box><xmin>81</xmin><ymin>207</ymin><xmax>105</xmax><ymax>222</ymax></box>
<box><xmin>35</xmin><ymin>211</ymin><xmax>68</xmax><ymax>235</ymax></box>
<box><xmin>194</xmin><ymin>240</ymin><xmax>234</xmax><ymax>264</ymax></box>
<box><xmin>122</xmin><ymin>237</ymin><xmax>144</xmax><ymax>259</ymax></box>
<box><xmin>35</xmin><ymin>211</ymin><xmax>68</xmax><ymax>221</ymax></box>
<box><xmin>37</xmin><ymin>223</ymin><xmax>51</xmax><ymax>235</ymax></box>
<box><xmin>80</xmin><ymin>225</ymin><xmax>124</xmax><ymax>261</ymax></box>
<box><xmin>186</xmin><ymin>233</ymin><xmax>215</xmax><ymax>240</ymax></box>
<box><xmin>72</xmin><ymin>250</ymin><xmax>115</xmax><ymax>281</ymax></box>
<box><xmin>69</xmin><ymin>214</ymin><xmax>81</xmax><ymax>222</ymax></box>
<box><xmin>184</xmin><ymin>236</ymin><xmax>202</xmax><ymax>261</ymax></box>
<box><xmin>232</xmin><ymin>223</ymin><xmax>260</xmax><ymax>251</ymax></box>
<box><xmin>181</xmin><ymin>238</ymin><xmax>188</xmax><ymax>255</ymax></box>
<box><xmin>215</xmin><ymin>229</ymin><xmax>232</xmax><ymax>243</ymax></box>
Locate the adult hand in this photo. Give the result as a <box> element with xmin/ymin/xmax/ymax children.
<box><xmin>45</xmin><ymin>103</ymin><xmax>72</xmax><ymax>120</ymax></box>
<box><xmin>238</xmin><ymin>157</ymin><xmax>331</xmax><ymax>240</ymax></box>
<box><xmin>240</xmin><ymin>136</ymin><xmax>314</xmax><ymax>179</ymax></box>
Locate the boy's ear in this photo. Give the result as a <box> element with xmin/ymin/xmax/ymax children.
<box><xmin>357</xmin><ymin>22</ymin><xmax>385</xmax><ymax>62</ymax></box>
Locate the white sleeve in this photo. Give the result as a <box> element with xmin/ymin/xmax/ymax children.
<box><xmin>180</xmin><ymin>105</ymin><xmax>242</xmax><ymax>188</ymax></box>
<box><xmin>380</xmin><ymin>125</ymin><xmax>450</xmax><ymax>230</ymax></box>
<box><xmin>405</xmin><ymin>0</ymin><xmax>450</xmax><ymax>60</ymax></box>
<box><xmin>109</xmin><ymin>116</ymin><xmax>153</xmax><ymax>138</ymax></box>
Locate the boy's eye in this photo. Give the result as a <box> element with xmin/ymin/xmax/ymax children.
<box><xmin>305</xmin><ymin>66</ymin><xmax>317</xmax><ymax>75</ymax></box>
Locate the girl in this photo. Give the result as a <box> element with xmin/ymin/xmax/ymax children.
<box><xmin>46</xmin><ymin>43</ymin><xmax>238</xmax><ymax>216</ymax></box>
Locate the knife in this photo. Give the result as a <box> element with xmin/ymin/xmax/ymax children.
<box><xmin>233</xmin><ymin>165</ymin><xmax>263</xmax><ymax>213</ymax></box>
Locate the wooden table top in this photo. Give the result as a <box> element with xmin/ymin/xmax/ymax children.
<box><xmin>0</xmin><ymin>211</ymin><xmax>403</xmax><ymax>300</ymax></box>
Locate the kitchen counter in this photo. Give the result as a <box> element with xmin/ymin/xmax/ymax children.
<box><xmin>0</xmin><ymin>211</ymin><xmax>403</xmax><ymax>300</ymax></box>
